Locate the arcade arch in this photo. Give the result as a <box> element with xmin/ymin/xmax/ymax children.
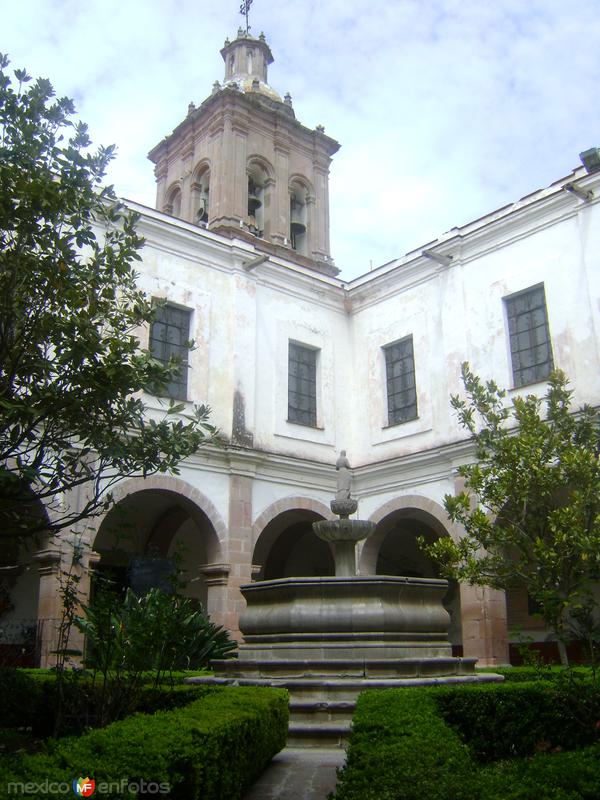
<box><xmin>92</xmin><ymin>479</ymin><xmax>225</xmax><ymax>613</ymax></box>
<box><xmin>362</xmin><ymin>496</ymin><xmax>462</xmax><ymax>651</ymax></box>
<box><xmin>252</xmin><ymin>498</ymin><xmax>333</xmax><ymax>580</ymax></box>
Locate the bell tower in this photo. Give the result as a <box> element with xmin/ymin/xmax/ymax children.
<box><xmin>148</xmin><ymin>29</ymin><xmax>340</xmax><ymax>276</ymax></box>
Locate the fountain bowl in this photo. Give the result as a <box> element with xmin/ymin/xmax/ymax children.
<box><xmin>313</xmin><ymin>517</ymin><xmax>375</xmax><ymax>543</ymax></box>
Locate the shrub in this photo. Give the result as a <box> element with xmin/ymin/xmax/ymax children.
<box><xmin>0</xmin><ymin>668</ymin><xmax>214</xmax><ymax>740</ymax></box>
<box><xmin>331</xmin><ymin>689</ymin><xmax>478</xmax><ymax>800</ymax></box>
<box><xmin>332</xmin><ymin>683</ymin><xmax>600</xmax><ymax>800</ymax></box>
<box><xmin>478</xmin><ymin>744</ymin><xmax>600</xmax><ymax>800</ymax></box>
<box><xmin>435</xmin><ymin>680</ymin><xmax>600</xmax><ymax>761</ymax></box>
<box><xmin>0</xmin><ymin>686</ymin><xmax>288</xmax><ymax>800</ymax></box>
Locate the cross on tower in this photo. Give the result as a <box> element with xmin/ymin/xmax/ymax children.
<box><xmin>239</xmin><ymin>0</ymin><xmax>253</xmax><ymax>33</ymax></box>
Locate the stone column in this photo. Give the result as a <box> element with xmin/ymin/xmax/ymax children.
<box><xmin>272</xmin><ymin>142</ymin><xmax>290</xmax><ymax>246</ymax></box>
<box><xmin>224</xmin><ymin>466</ymin><xmax>255</xmax><ymax>642</ymax></box>
<box><xmin>460</xmin><ymin>583</ymin><xmax>510</xmax><ymax>667</ymax></box>
<box><xmin>199</xmin><ymin>563</ymin><xmax>231</xmax><ymax>631</ymax></box>
<box><xmin>453</xmin><ymin>475</ymin><xmax>510</xmax><ymax>666</ymax></box>
<box><xmin>66</xmin><ymin>550</ymin><xmax>101</xmax><ymax>665</ymax></box>
<box><xmin>33</xmin><ymin>547</ymin><xmax>62</xmax><ymax>668</ymax></box>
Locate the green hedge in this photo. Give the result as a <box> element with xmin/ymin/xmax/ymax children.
<box><xmin>478</xmin><ymin>666</ymin><xmax>593</xmax><ymax>682</ymax></box>
<box><xmin>331</xmin><ymin>689</ymin><xmax>478</xmax><ymax>800</ymax></box>
<box><xmin>0</xmin><ymin>668</ymin><xmax>212</xmax><ymax>738</ymax></box>
<box><xmin>332</xmin><ymin>684</ymin><xmax>600</xmax><ymax>800</ymax></box>
<box><xmin>478</xmin><ymin>744</ymin><xmax>600</xmax><ymax>800</ymax></box>
<box><xmin>0</xmin><ymin>686</ymin><xmax>288</xmax><ymax>800</ymax></box>
<box><xmin>434</xmin><ymin>681</ymin><xmax>600</xmax><ymax>761</ymax></box>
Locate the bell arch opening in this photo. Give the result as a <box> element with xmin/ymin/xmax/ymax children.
<box><xmin>192</xmin><ymin>163</ymin><xmax>210</xmax><ymax>226</ymax></box>
<box><xmin>289</xmin><ymin>179</ymin><xmax>309</xmax><ymax>255</ymax></box>
<box><xmin>164</xmin><ymin>185</ymin><xmax>182</xmax><ymax>218</ymax></box>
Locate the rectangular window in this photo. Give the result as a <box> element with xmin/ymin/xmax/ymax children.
<box><xmin>505</xmin><ymin>284</ymin><xmax>553</xmax><ymax>388</ymax></box>
<box><xmin>384</xmin><ymin>336</ymin><xmax>418</xmax><ymax>425</ymax></box>
<box><xmin>149</xmin><ymin>303</ymin><xmax>191</xmax><ymax>400</ymax></box>
<box><xmin>288</xmin><ymin>341</ymin><xmax>317</xmax><ymax>427</ymax></box>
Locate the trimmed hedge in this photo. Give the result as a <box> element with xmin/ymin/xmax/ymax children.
<box><xmin>0</xmin><ymin>668</ymin><xmax>212</xmax><ymax>738</ymax></box>
<box><xmin>0</xmin><ymin>685</ymin><xmax>288</xmax><ymax>799</ymax></box>
<box><xmin>434</xmin><ymin>680</ymin><xmax>600</xmax><ymax>761</ymax></box>
<box><xmin>478</xmin><ymin>744</ymin><xmax>600</xmax><ymax>800</ymax></box>
<box><xmin>478</xmin><ymin>666</ymin><xmax>593</xmax><ymax>683</ymax></box>
<box><xmin>331</xmin><ymin>689</ymin><xmax>478</xmax><ymax>800</ymax></box>
<box><xmin>332</xmin><ymin>684</ymin><xmax>600</xmax><ymax>800</ymax></box>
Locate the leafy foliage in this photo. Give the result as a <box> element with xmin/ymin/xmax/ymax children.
<box><xmin>424</xmin><ymin>364</ymin><xmax>600</xmax><ymax>660</ymax></box>
<box><xmin>73</xmin><ymin>586</ymin><xmax>236</xmax><ymax>724</ymax></box>
<box><xmin>0</xmin><ymin>687</ymin><xmax>289</xmax><ymax>800</ymax></box>
<box><xmin>0</xmin><ymin>55</ymin><xmax>217</xmax><ymax>542</ymax></box>
<box><xmin>76</xmin><ymin>587</ymin><xmax>237</xmax><ymax>674</ymax></box>
<box><xmin>333</xmin><ymin>684</ymin><xmax>600</xmax><ymax>800</ymax></box>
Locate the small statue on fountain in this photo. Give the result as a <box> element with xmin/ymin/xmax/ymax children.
<box><xmin>335</xmin><ymin>450</ymin><xmax>352</xmax><ymax>500</ymax></box>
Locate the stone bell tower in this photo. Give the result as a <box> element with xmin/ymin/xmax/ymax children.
<box><xmin>148</xmin><ymin>29</ymin><xmax>340</xmax><ymax>276</ymax></box>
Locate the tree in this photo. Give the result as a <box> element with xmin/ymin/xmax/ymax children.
<box><xmin>0</xmin><ymin>55</ymin><xmax>217</xmax><ymax>543</ymax></box>
<box><xmin>425</xmin><ymin>363</ymin><xmax>600</xmax><ymax>664</ymax></box>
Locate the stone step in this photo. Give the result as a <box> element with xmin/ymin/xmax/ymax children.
<box><xmin>287</xmin><ymin>722</ymin><xmax>350</xmax><ymax>748</ymax></box>
<box><xmin>209</xmin><ymin>656</ymin><xmax>478</xmax><ymax>680</ymax></box>
<box><xmin>188</xmin><ymin>672</ymin><xmax>503</xmax><ymax>704</ymax></box>
<box><xmin>289</xmin><ymin>700</ymin><xmax>356</xmax><ymax>725</ymax></box>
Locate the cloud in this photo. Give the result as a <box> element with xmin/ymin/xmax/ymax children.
<box><xmin>4</xmin><ymin>0</ymin><xmax>600</xmax><ymax>279</ymax></box>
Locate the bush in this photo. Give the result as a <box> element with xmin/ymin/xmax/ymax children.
<box><xmin>0</xmin><ymin>686</ymin><xmax>288</xmax><ymax>800</ymax></box>
<box><xmin>434</xmin><ymin>680</ymin><xmax>600</xmax><ymax>761</ymax></box>
<box><xmin>478</xmin><ymin>744</ymin><xmax>600</xmax><ymax>800</ymax></box>
<box><xmin>332</xmin><ymin>683</ymin><xmax>600</xmax><ymax>800</ymax></box>
<box><xmin>0</xmin><ymin>668</ymin><xmax>214</xmax><ymax>740</ymax></box>
<box><xmin>331</xmin><ymin>689</ymin><xmax>478</xmax><ymax>800</ymax></box>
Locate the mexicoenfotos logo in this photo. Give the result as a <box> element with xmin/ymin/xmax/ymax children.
<box><xmin>73</xmin><ymin>778</ymin><xmax>95</xmax><ymax>797</ymax></box>
<box><xmin>5</xmin><ymin>777</ymin><xmax>170</xmax><ymax>795</ymax></box>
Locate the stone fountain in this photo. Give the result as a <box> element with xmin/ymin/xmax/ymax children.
<box><xmin>191</xmin><ymin>451</ymin><xmax>501</xmax><ymax>745</ymax></box>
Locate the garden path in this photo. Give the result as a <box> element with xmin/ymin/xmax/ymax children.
<box><xmin>242</xmin><ymin>747</ymin><xmax>346</xmax><ymax>800</ymax></box>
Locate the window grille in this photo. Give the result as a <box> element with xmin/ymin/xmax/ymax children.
<box><xmin>384</xmin><ymin>336</ymin><xmax>418</xmax><ymax>425</ymax></box>
<box><xmin>149</xmin><ymin>304</ymin><xmax>191</xmax><ymax>400</ymax></box>
<box><xmin>505</xmin><ymin>285</ymin><xmax>553</xmax><ymax>388</ymax></box>
<box><xmin>288</xmin><ymin>342</ymin><xmax>317</xmax><ymax>427</ymax></box>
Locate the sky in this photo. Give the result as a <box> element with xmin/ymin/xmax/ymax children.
<box><xmin>4</xmin><ymin>0</ymin><xmax>600</xmax><ymax>280</ymax></box>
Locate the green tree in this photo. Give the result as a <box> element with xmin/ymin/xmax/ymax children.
<box><xmin>0</xmin><ymin>55</ymin><xmax>216</xmax><ymax>543</ymax></box>
<box><xmin>426</xmin><ymin>363</ymin><xmax>600</xmax><ymax>665</ymax></box>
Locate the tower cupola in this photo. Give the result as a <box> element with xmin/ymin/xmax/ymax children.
<box><xmin>148</xmin><ymin>31</ymin><xmax>340</xmax><ymax>276</ymax></box>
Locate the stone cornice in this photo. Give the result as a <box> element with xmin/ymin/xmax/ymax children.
<box><xmin>148</xmin><ymin>89</ymin><xmax>340</xmax><ymax>165</ymax></box>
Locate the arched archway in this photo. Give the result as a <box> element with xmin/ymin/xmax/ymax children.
<box><xmin>164</xmin><ymin>184</ymin><xmax>182</xmax><ymax>217</ymax></box>
<box><xmin>362</xmin><ymin>496</ymin><xmax>462</xmax><ymax>651</ymax></box>
<box><xmin>252</xmin><ymin>498</ymin><xmax>334</xmax><ymax>580</ymax></box>
<box><xmin>91</xmin><ymin>477</ymin><xmax>226</xmax><ymax>612</ymax></box>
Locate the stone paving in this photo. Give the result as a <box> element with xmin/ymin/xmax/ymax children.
<box><xmin>243</xmin><ymin>747</ymin><xmax>346</xmax><ymax>800</ymax></box>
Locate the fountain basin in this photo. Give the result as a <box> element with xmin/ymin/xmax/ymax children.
<box><xmin>313</xmin><ymin>518</ymin><xmax>375</xmax><ymax>542</ymax></box>
<box><xmin>238</xmin><ymin>574</ymin><xmax>453</xmax><ymax>660</ymax></box>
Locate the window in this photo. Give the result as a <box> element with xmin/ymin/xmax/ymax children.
<box><xmin>384</xmin><ymin>336</ymin><xmax>418</xmax><ymax>425</ymax></box>
<box><xmin>505</xmin><ymin>284</ymin><xmax>553</xmax><ymax>388</ymax></box>
<box><xmin>149</xmin><ymin>303</ymin><xmax>191</xmax><ymax>400</ymax></box>
<box><xmin>288</xmin><ymin>341</ymin><xmax>317</xmax><ymax>427</ymax></box>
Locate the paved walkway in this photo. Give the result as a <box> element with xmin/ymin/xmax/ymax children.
<box><xmin>243</xmin><ymin>747</ymin><xmax>346</xmax><ymax>800</ymax></box>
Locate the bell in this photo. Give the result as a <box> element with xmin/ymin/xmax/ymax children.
<box><xmin>290</xmin><ymin>200</ymin><xmax>306</xmax><ymax>234</ymax></box>
<box><xmin>248</xmin><ymin>184</ymin><xmax>262</xmax><ymax>213</ymax></box>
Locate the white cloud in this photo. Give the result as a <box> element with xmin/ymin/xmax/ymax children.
<box><xmin>4</xmin><ymin>0</ymin><xmax>600</xmax><ymax>279</ymax></box>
